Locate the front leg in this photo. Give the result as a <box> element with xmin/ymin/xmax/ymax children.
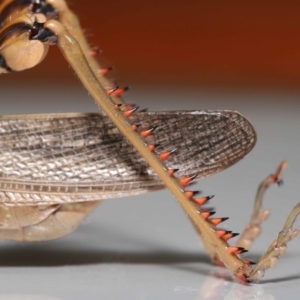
<box><xmin>236</xmin><ymin>161</ymin><xmax>287</xmax><ymax>250</ymax></box>
<box><xmin>249</xmin><ymin>202</ymin><xmax>300</xmax><ymax>281</ymax></box>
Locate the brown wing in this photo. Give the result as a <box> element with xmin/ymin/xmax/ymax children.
<box><xmin>0</xmin><ymin>110</ymin><xmax>256</xmax><ymax>205</ymax></box>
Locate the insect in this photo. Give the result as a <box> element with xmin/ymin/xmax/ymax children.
<box><xmin>0</xmin><ymin>0</ymin><xmax>299</xmax><ymax>283</ymax></box>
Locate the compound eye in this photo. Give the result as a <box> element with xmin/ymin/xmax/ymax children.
<box><xmin>1</xmin><ymin>32</ymin><xmax>49</xmax><ymax>71</ymax></box>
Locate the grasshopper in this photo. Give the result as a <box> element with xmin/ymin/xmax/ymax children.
<box><xmin>0</xmin><ymin>0</ymin><xmax>299</xmax><ymax>283</ymax></box>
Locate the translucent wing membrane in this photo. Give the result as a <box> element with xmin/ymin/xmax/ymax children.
<box><xmin>0</xmin><ymin>110</ymin><xmax>256</xmax><ymax>205</ymax></box>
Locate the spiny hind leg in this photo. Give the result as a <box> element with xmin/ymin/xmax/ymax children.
<box><xmin>194</xmin><ymin>161</ymin><xmax>300</xmax><ymax>282</ymax></box>
<box><xmin>0</xmin><ymin>201</ymin><xmax>101</xmax><ymax>242</ymax></box>
<box><xmin>190</xmin><ymin>161</ymin><xmax>286</xmax><ymax>268</ymax></box>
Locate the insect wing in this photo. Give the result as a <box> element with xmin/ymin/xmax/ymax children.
<box><xmin>0</xmin><ymin>110</ymin><xmax>256</xmax><ymax>205</ymax></box>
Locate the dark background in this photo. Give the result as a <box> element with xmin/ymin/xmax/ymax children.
<box><xmin>4</xmin><ymin>0</ymin><xmax>300</xmax><ymax>91</ymax></box>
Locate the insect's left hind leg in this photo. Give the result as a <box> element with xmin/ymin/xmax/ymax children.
<box><xmin>29</xmin><ymin>2</ymin><xmax>299</xmax><ymax>282</ymax></box>
<box><xmin>236</xmin><ymin>161</ymin><xmax>287</xmax><ymax>250</ymax></box>
<box><xmin>191</xmin><ymin>162</ymin><xmax>286</xmax><ymax>266</ymax></box>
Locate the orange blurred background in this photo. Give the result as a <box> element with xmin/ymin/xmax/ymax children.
<box><xmin>4</xmin><ymin>0</ymin><xmax>300</xmax><ymax>90</ymax></box>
